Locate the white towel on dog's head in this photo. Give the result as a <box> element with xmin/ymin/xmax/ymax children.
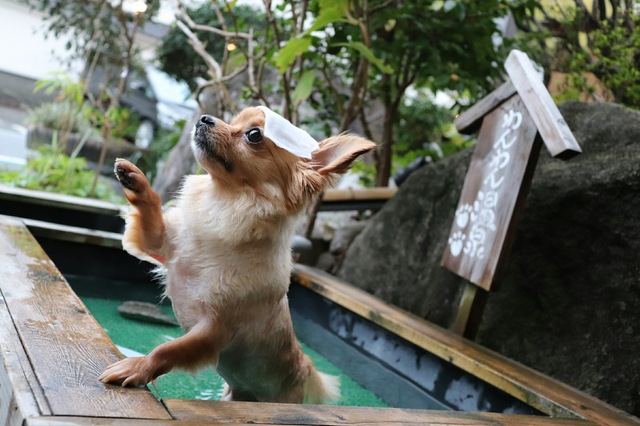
<box><xmin>257</xmin><ymin>106</ymin><xmax>319</xmax><ymax>159</ymax></box>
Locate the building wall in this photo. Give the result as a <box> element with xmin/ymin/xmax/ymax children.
<box><xmin>0</xmin><ymin>0</ymin><xmax>166</xmax><ymax>81</ymax></box>
<box><xmin>0</xmin><ymin>0</ymin><xmax>81</xmax><ymax>80</ymax></box>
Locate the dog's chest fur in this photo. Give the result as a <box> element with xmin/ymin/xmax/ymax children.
<box><xmin>161</xmin><ymin>175</ymin><xmax>298</xmax><ymax>330</ymax></box>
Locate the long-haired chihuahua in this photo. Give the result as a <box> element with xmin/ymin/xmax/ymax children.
<box><xmin>99</xmin><ymin>106</ymin><xmax>375</xmax><ymax>403</ymax></box>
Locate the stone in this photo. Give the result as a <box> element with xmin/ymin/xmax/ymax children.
<box><xmin>337</xmin><ymin>101</ymin><xmax>640</xmax><ymax>416</ymax></box>
<box><xmin>329</xmin><ymin>221</ymin><xmax>368</xmax><ymax>255</ymax></box>
<box><xmin>117</xmin><ymin>301</ymin><xmax>179</xmax><ymax>326</ymax></box>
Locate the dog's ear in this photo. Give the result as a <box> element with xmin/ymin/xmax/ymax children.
<box><xmin>311</xmin><ymin>134</ymin><xmax>376</xmax><ymax>176</ymax></box>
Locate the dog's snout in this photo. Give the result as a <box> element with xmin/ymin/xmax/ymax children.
<box><xmin>200</xmin><ymin>115</ymin><xmax>216</xmax><ymax>126</ymax></box>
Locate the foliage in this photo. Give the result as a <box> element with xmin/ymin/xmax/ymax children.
<box><xmin>26</xmin><ymin>101</ymin><xmax>103</xmax><ymax>142</ymax></box>
<box><xmin>562</xmin><ymin>18</ymin><xmax>640</xmax><ymax>107</ymax></box>
<box><xmin>393</xmin><ymin>96</ymin><xmax>471</xmax><ymax>165</ymax></box>
<box><xmin>160</xmin><ymin>0</ymin><xmax>515</xmax><ymax>188</ymax></box>
<box><xmin>32</xmin><ymin>73</ymin><xmax>138</xmax><ymax>142</ymax></box>
<box><xmin>353</xmin><ymin>95</ymin><xmax>473</xmax><ymax>187</ymax></box>
<box><xmin>325</xmin><ymin>0</ymin><xmax>510</xmax><ymax>185</ymax></box>
<box><xmin>157</xmin><ymin>3</ymin><xmax>264</xmax><ymax>90</ymax></box>
<box><xmin>0</xmin><ymin>133</ymin><xmax>122</xmax><ymax>203</ymax></box>
<box><xmin>511</xmin><ymin>0</ymin><xmax>640</xmax><ymax>109</ymax></box>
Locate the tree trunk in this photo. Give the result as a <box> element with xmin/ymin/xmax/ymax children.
<box><xmin>152</xmin><ymin>85</ymin><xmax>222</xmax><ymax>202</ymax></box>
<box><xmin>375</xmin><ymin>92</ymin><xmax>399</xmax><ymax>187</ymax></box>
<box><xmin>151</xmin><ymin>113</ymin><xmax>199</xmax><ymax>203</ymax></box>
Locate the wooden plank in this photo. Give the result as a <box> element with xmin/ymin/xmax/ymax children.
<box><xmin>442</xmin><ymin>95</ymin><xmax>541</xmax><ymax>291</ymax></box>
<box><xmin>454</xmin><ymin>81</ymin><xmax>517</xmax><ymax>134</ymax></box>
<box><xmin>0</xmin><ymin>184</ymin><xmax>126</xmax><ymax>217</ymax></box>
<box><xmin>322</xmin><ymin>187</ymin><xmax>397</xmax><ymax>202</ymax></box>
<box><xmin>0</xmin><ymin>215</ymin><xmax>171</xmax><ymax>420</ymax></box>
<box><xmin>22</xmin><ymin>218</ymin><xmax>123</xmax><ymax>249</ymax></box>
<box><xmin>505</xmin><ymin>50</ymin><xmax>582</xmax><ymax>160</ymax></box>
<box><xmin>0</xmin><ymin>295</ymin><xmax>49</xmax><ymax>426</ymax></box>
<box><xmin>26</xmin><ymin>417</ymin><xmax>266</xmax><ymax>426</ymax></box>
<box><xmin>165</xmin><ymin>399</ymin><xmax>595</xmax><ymax>425</ymax></box>
<box><xmin>292</xmin><ymin>264</ymin><xmax>640</xmax><ymax>426</ymax></box>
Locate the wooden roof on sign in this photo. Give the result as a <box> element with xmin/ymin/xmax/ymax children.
<box><xmin>457</xmin><ymin>50</ymin><xmax>582</xmax><ymax>159</ymax></box>
<box><xmin>441</xmin><ymin>49</ymin><xmax>582</xmax><ymax>291</ymax></box>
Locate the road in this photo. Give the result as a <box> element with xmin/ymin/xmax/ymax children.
<box><xmin>0</xmin><ymin>70</ymin><xmax>46</xmax><ymax>168</ymax></box>
<box><xmin>0</xmin><ymin>105</ymin><xmax>28</xmax><ymax>168</ymax></box>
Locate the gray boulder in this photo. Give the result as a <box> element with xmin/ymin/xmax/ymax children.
<box><xmin>337</xmin><ymin>101</ymin><xmax>640</xmax><ymax>416</ymax></box>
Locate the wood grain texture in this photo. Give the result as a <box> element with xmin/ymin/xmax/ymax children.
<box><xmin>454</xmin><ymin>82</ymin><xmax>517</xmax><ymax>134</ymax></box>
<box><xmin>0</xmin><ymin>216</ymin><xmax>170</xmax><ymax>420</ymax></box>
<box><xmin>442</xmin><ymin>95</ymin><xmax>541</xmax><ymax>290</ymax></box>
<box><xmin>292</xmin><ymin>264</ymin><xmax>640</xmax><ymax>426</ymax></box>
<box><xmin>505</xmin><ymin>50</ymin><xmax>582</xmax><ymax>159</ymax></box>
<box><xmin>165</xmin><ymin>399</ymin><xmax>595</xmax><ymax>425</ymax></box>
<box><xmin>0</xmin><ymin>296</ymin><xmax>48</xmax><ymax>426</ymax></box>
<box><xmin>322</xmin><ymin>187</ymin><xmax>397</xmax><ymax>202</ymax></box>
<box><xmin>26</xmin><ymin>417</ymin><xmax>277</xmax><ymax>426</ymax></box>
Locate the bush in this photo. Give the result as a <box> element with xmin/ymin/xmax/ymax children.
<box><xmin>0</xmin><ymin>132</ymin><xmax>123</xmax><ymax>203</ymax></box>
<box><xmin>26</xmin><ymin>100</ymin><xmax>103</xmax><ymax>142</ymax></box>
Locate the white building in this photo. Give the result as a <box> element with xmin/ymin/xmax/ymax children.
<box><xmin>0</xmin><ymin>0</ymin><xmax>172</xmax><ymax>81</ymax></box>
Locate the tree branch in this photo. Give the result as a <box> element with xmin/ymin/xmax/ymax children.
<box><xmin>176</xmin><ymin>1</ymin><xmax>252</xmax><ymax>40</ymax></box>
<box><xmin>175</xmin><ymin>19</ymin><xmax>223</xmax><ymax>80</ymax></box>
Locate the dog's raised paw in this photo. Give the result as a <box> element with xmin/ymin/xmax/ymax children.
<box><xmin>114</xmin><ymin>159</ymin><xmax>147</xmax><ymax>193</ymax></box>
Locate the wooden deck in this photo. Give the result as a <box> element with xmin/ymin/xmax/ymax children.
<box><xmin>0</xmin><ymin>214</ymin><xmax>637</xmax><ymax>425</ymax></box>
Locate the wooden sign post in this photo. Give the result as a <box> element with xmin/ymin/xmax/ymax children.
<box><xmin>441</xmin><ymin>50</ymin><xmax>582</xmax><ymax>339</ymax></box>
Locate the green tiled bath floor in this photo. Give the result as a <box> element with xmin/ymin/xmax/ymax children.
<box><xmin>82</xmin><ymin>297</ymin><xmax>387</xmax><ymax>406</ymax></box>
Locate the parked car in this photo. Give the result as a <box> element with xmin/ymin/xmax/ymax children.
<box><xmin>88</xmin><ymin>66</ymin><xmax>197</xmax><ymax>148</ymax></box>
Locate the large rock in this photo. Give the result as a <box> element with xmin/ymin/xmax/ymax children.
<box><xmin>337</xmin><ymin>101</ymin><xmax>640</xmax><ymax>416</ymax></box>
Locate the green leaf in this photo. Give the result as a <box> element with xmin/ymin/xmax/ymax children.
<box><xmin>431</xmin><ymin>0</ymin><xmax>444</xmax><ymax>11</ymax></box>
<box><xmin>332</xmin><ymin>42</ymin><xmax>394</xmax><ymax>74</ymax></box>
<box><xmin>275</xmin><ymin>37</ymin><xmax>312</xmax><ymax>74</ymax></box>
<box><xmin>304</xmin><ymin>0</ymin><xmax>349</xmax><ymax>35</ymax></box>
<box><xmin>292</xmin><ymin>71</ymin><xmax>315</xmax><ymax>104</ymax></box>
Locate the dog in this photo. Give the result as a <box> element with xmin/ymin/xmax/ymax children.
<box><xmin>99</xmin><ymin>106</ymin><xmax>375</xmax><ymax>403</ymax></box>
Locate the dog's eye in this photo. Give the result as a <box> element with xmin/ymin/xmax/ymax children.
<box><xmin>245</xmin><ymin>128</ymin><xmax>263</xmax><ymax>144</ymax></box>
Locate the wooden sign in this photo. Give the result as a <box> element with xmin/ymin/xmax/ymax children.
<box><xmin>442</xmin><ymin>50</ymin><xmax>582</xmax><ymax>295</ymax></box>
<box><xmin>441</xmin><ymin>95</ymin><xmax>539</xmax><ymax>290</ymax></box>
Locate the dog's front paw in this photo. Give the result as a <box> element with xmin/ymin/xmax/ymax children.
<box><xmin>99</xmin><ymin>356</ymin><xmax>156</xmax><ymax>387</ymax></box>
<box><xmin>114</xmin><ymin>158</ymin><xmax>149</xmax><ymax>194</ymax></box>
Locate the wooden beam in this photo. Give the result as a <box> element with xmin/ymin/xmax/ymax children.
<box><xmin>505</xmin><ymin>50</ymin><xmax>582</xmax><ymax>160</ymax></box>
<box><xmin>0</xmin><ymin>215</ymin><xmax>170</xmax><ymax>420</ymax></box>
<box><xmin>322</xmin><ymin>187</ymin><xmax>397</xmax><ymax>202</ymax></box>
<box><xmin>165</xmin><ymin>399</ymin><xmax>595</xmax><ymax>425</ymax></box>
<box><xmin>26</xmin><ymin>417</ymin><xmax>263</xmax><ymax>426</ymax></box>
<box><xmin>292</xmin><ymin>264</ymin><xmax>640</xmax><ymax>426</ymax></box>
<box><xmin>22</xmin><ymin>217</ymin><xmax>123</xmax><ymax>249</ymax></box>
<box><xmin>0</xmin><ymin>185</ymin><xmax>126</xmax><ymax>217</ymax></box>
<box><xmin>454</xmin><ymin>82</ymin><xmax>517</xmax><ymax>134</ymax></box>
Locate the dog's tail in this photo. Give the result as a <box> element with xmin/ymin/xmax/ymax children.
<box><xmin>304</xmin><ymin>366</ymin><xmax>340</xmax><ymax>404</ymax></box>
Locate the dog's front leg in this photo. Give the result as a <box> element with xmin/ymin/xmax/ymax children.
<box><xmin>114</xmin><ymin>158</ymin><xmax>166</xmax><ymax>263</ymax></box>
<box><xmin>99</xmin><ymin>319</ymin><xmax>227</xmax><ymax>387</ymax></box>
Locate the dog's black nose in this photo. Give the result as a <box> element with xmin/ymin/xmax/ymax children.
<box><xmin>200</xmin><ymin>115</ymin><xmax>215</xmax><ymax>126</ymax></box>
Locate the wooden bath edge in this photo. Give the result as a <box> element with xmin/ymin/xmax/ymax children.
<box><xmin>0</xmin><ymin>214</ymin><xmax>633</xmax><ymax>425</ymax></box>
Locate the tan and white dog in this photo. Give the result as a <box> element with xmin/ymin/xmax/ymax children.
<box><xmin>99</xmin><ymin>106</ymin><xmax>375</xmax><ymax>403</ymax></box>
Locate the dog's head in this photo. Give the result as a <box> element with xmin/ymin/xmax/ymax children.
<box><xmin>192</xmin><ymin>107</ymin><xmax>375</xmax><ymax>213</ymax></box>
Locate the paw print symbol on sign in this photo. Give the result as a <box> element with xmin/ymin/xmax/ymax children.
<box><xmin>448</xmin><ymin>231</ymin><xmax>466</xmax><ymax>257</ymax></box>
<box><xmin>455</xmin><ymin>204</ymin><xmax>475</xmax><ymax>228</ymax></box>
